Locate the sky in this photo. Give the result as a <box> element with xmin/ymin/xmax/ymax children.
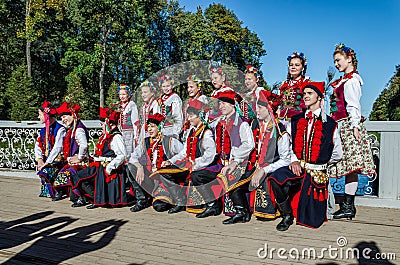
<box><xmin>178</xmin><ymin>0</ymin><xmax>400</xmax><ymax>117</ymax></box>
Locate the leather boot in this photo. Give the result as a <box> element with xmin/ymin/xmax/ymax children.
<box><xmin>168</xmin><ymin>185</ymin><xmax>186</xmax><ymax>214</ymax></box>
<box><xmin>333</xmin><ymin>194</ymin><xmax>355</xmax><ymax>220</ymax></box>
<box><xmin>196</xmin><ymin>200</ymin><xmax>222</xmax><ymax>218</ymax></box>
<box><xmin>71</xmin><ymin>197</ymin><xmax>88</xmax><ymax>208</ymax></box>
<box><xmin>222</xmin><ymin>206</ymin><xmax>250</xmax><ymax>224</ymax></box>
<box><xmin>276</xmin><ymin>198</ymin><xmax>294</xmax><ymax>231</ymax></box>
<box><xmin>129</xmin><ymin>177</ymin><xmax>151</xmax><ymax>212</ymax></box>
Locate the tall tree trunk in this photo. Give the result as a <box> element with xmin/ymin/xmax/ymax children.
<box><xmin>99</xmin><ymin>30</ymin><xmax>106</xmax><ymax>108</ymax></box>
<box><xmin>26</xmin><ymin>40</ymin><xmax>32</xmax><ymax>77</ymax></box>
<box><xmin>26</xmin><ymin>0</ymin><xmax>32</xmax><ymax>77</ymax></box>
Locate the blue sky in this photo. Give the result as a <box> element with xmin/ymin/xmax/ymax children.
<box><xmin>178</xmin><ymin>0</ymin><xmax>400</xmax><ymax>117</ymax></box>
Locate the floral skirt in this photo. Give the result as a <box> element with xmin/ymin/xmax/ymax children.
<box><xmin>328</xmin><ymin>120</ymin><xmax>376</xmax><ymax>178</ymax></box>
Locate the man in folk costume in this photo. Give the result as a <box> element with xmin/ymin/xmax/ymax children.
<box><xmin>36</xmin><ymin>100</ymin><xmax>66</xmax><ymax>199</ymax></box>
<box><xmin>212</xmin><ymin>90</ymin><xmax>255</xmax><ymax>223</ymax></box>
<box><xmin>246</xmin><ymin>90</ymin><xmax>292</xmax><ymax>221</ymax></box>
<box><xmin>128</xmin><ymin>113</ymin><xmax>186</xmax><ymax>212</ymax></box>
<box><xmin>53</xmin><ymin>100</ymin><xmax>90</xmax><ymax>206</ymax></box>
<box><xmin>267</xmin><ymin>82</ymin><xmax>343</xmax><ymax>231</ymax></box>
<box><xmin>70</xmin><ymin>107</ymin><xmax>128</xmax><ymax>209</ymax></box>
<box><xmin>166</xmin><ymin>99</ymin><xmax>223</xmax><ymax>217</ymax></box>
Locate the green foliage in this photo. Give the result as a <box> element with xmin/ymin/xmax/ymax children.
<box><xmin>106</xmin><ymin>82</ymin><xmax>120</xmax><ymax>108</ymax></box>
<box><xmin>5</xmin><ymin>65</ymin><xmax>40</xmax><ymax>121</ymax></box>
<box><xmin>370</xmin><ymin>65</ymin><xmax>400</xmax><ymax>121</ymax></box>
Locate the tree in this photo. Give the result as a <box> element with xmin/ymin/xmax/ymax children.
<box><xmin>6</xmin><ymin>65</ymin><xmax>40</xmax><ymax>121</ymax></box>
<box><xmin>370</xmin><ymin>65</ymin><xmax>400</xmax><ymax>121</ymax></box>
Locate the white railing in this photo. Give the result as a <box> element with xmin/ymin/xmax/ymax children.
<box><xmin>0</xmin><ymin>120</ymin><xmax>102</xmax><ymax>170</ymax></box>
<box><xmin>0</xmin><ymin>120</ymin><xmax>399</xmax><ymax>207</ymax></box>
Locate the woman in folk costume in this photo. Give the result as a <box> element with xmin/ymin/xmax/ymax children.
<box><xmin>328</xmin><ymin>43</ymin><xmax>376</xmax><ymax>220</ymax></box>
<box><xmin>53</xmin><ymin>100</ymin><xmax>90</xmax><ymax>207</ymax></box>
<box><xmin>117</xmin><ymin>84</ymin><xmax>140</xmax><ymax>155</ymax></box>
<box><xmin>70</xmin><ymin>107</ymin><xmax>128</xmax><ymax>209</ymax></box>
<box><xmin>245</xmin><ymin>90</ymin><xmax>292</xmax><ymax>221</ymax></box>
<box><xmin>138</xmin><ymin>80</ymin><xmax>160</xmax><ymax>141</ymax></box>
<box><xmin>35</xmin><ymin>100</ymin><xmax>66</xmax><ymax>199</ymax></box>
<box><xmin>156</xmin><ymin>74</ymin><xmax>183</xmax><ymax>138</ymax></box>
<box><xmin>267</xmin><ymin>82</ymin><xmax>342</xmax><ymax>231</ymax></box>
<box><xmin>209</xmin><ymin>65</ymin><xmax>255</xmax><ymax>123</ymax></box>
<box><xmin>244</xmin><ymin>65</ymin><xmax>265</xmax><ymax>112</ymax></box>
<box><xmin>182</xmin><ymin>74</ymin><xmax>209</xmax><ymax>141</ymax></box>
<box><xmin>277</xmin><ymin>52</ymin><xmax>310</xmax><ymax>124</ymax></box>
<box><xmin>167</xmin><ymin>99</ymin><xmax>223</xmax><ymax>217</ymax></box>
<box><xmin>128</xmin><ymin>113</ymin><xmax>186</xmax><ymax>212</ymax></box>
<box><xmin>212</xmin><ymin>90</ymin><xmax>255</xmax><ymax>223</ymax></box>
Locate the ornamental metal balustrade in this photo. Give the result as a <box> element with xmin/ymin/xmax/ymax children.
<box><xmin>0</xmin><ymin>120</ymin><xmax>399</xmax><ymax>206</ymax></box>
<box><xmin>0</xmin><ymin>120</ymin><xmax>102</xmax><ymax>171</ymax></box>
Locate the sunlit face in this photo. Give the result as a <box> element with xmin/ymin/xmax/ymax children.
<box><xmin>187</xmin><ymin>112</ymin><xmax>202</xmax><ymax>127</ymax></box>
<box><xmin>141</xmin><ymin>86</ymin><xmax>155</xmax><ymax>103</ymax></box>
<box><xmin>219</xmin><ymin>101</ymin><xmax>235</xmax><ymax>116</ymax></box>
<box><xmin>187</xmin><ymin>81</ymin><xmax>200</xmax><ymax>98</ymax></box>
<box><xmin>38</xmin><ymin>110</ymin><xmax>45</xmax><ymax>123</ymax></box>
<box><xmin>256</xmin><ymin>104</ymin><xmax>272</xmax><ymax>121</ymax></box>
<box><xmin>61</xmin><ymin>114</ymin><xmax>74</xmax><ymax>128</ymax></box>
<box><xmin>211</xmin><ymin>72</ymin><xmax>225</xmax><ymax>89</ymax></box>
<box><xmin>334</xmin><ymin>53</ymin><xmax>352</xmax><ymax>73</ymax></box>
<box><xmin>244</xmin><ymin>73</ymin><xmax>258</xmax><ymax>90</ymax></box>
<box><xmin>119</xmin><ymin>89</ymin><xmax>130</xmax><ymax>103</ymax></box>
<box><xmin>288</xmin><ymin>57</ymin><xmax>304</xmax><ymax>79</ymax></box>
<box><xmin>161</xmin><ymin>81</ymin><xmax>173</xmax><ymax>95</ymax></box>
<box><xmin>303</xmin><ymin>87</ymin><xmax>321</xmax><ymax>109</ymax></box>
<box><xmin>147</xmin><ymin>123</ymin><xmax>159</xmax><ymax>138</ymax></box>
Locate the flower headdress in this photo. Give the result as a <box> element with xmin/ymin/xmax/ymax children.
<box><xmin>244</xmin><ymin>65</ymin><xmax>260</xmax><ymax>79</ymax></box>
<box><xmin>116</xmin><ymin>84</ymin><xmax>133</xmax><ymax>95</ymax></box>
<box><xmin>158</xmin><ymin>74</ymin><xmax>175</xmax><ymax>87</ymax></box>
<box><xmin>139</xmin><ymin>80</ymin><xmax>156</xmax><ymax>92</ymax></box>
<box><xmin>187</xmin><ymin>74</ymin><xmax>203</xmax><ymax>89</ymax></box>
<box><xmin>335</xmin><ymin>43</ymin><xmax>352</xmax><ymax>56</ymax></box>
<box><xmin>287</xmin><ymin>52</ymin><xmax>307</xmax><ymax>65</ymax></box>
<box><xmin>209</xmin><ymin>67</ymin><xmax>225</xmax><ymax>76</ymax></box>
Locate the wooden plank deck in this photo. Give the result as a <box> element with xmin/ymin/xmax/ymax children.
<box><xmin>0</xmin><ymin>175</ymin><xmax>399</xmax><ymax>265</ymax></box>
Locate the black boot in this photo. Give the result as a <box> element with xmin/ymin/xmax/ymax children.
<box><xmin>333</xmin><ymin>194</ymin><xmax>355</xmax><ymax>220</ymax></box>
<box><xmin>276</xmin><ymin>198</ymin><xmax>294</xmax><ymax>231</ymax></box>
<box><xmin>71</xmin><ymin>197</ymin><xmax>88</xmax><ymax>207</ymax></box>
<box><xmin>129</xmin><ymin>178</ymin><xmax>151</xmax><ymax>212</ymax></box>
<box><xmin>196</xmin><ymin>200</ymin><xmax>222</xmax><ymax>218</ymax></box>
<box><xmin>168</xmin><ymin>185</ymin><xmax>186</xmax><ymax>214</ymax></box>
<box><xmin>222</xmin><ymin>206</ymin><xmax>251</xmax><ymax>224</ymax></box>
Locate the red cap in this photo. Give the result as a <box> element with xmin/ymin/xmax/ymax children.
<box><xmin>99</xmin><ymin>107</ymin><xmax>120</xmax><ymax>123</ymax></box>
<box><xmin>257</xmin><ymin>90</ymin><xmax>281</xmax><ymax>112</ymax></box>
<box><xmin>147</xmin><ymin>113</ymin><xmax>165</xmax><ymax>126</ymax></box>
<box><xmin>303</xmin><ymin>81</ymin><xmax>325</xmax><ymax>98</ymax></box>
<box><xmin>212</xmin><ymin>89</ymin><xmax>237</xmax><ymax>105</ymax></box>
<box><xmin>56</xmin><ymin>102</ymin><xmax>81</xmax><ymax>116</ymax></box>
<box><xmin>39</xmin><ymin>100</ymin><xmax>57</xmax><ymax>116</ymax></box>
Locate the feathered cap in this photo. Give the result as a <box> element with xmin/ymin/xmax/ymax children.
<box><xmin>212</xmin><ymin>89</ymin><xmax>237</xmax><ymax>105</ymax></box>
<box><xmin>303</xmin><ymin>81</ymin><xmax>325</xmax><ymax>98</ymax></box>
<box><xmin>99</xmin><ymin>107</ymin><xmax>120</xmax><ymax>123</ymax></box>
<box><xmin>257</xmin><ymin>90</ymin><xmax>281</xmax><ymax>112</ymax></box>
<box><xmin>56</xmin><ymin>101</ymin><xmax>81</xmax><ymax>117</ymax></box>
<box><xmin>39</xmin><ymin>100</ymin><xmax>57</xmax><ymax>116</ymax></box>
<box><xmin>147</xmin><ymin>113</ymin><xmax>165</xmax><ymax>126</ymax></box>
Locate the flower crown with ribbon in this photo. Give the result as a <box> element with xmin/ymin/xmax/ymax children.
<box><xmin>139</xmin><ymin>80</ymin><xmax>156</xmax><ymax>92</ymax></box>
<box><xmin>244</xmin><ymin>65</ymin><xmax>260</xmax><ymax>79</ymax></box>
<box><xmin>187</xmin><ymin>74</ymin><xmax>203</xmax><ymax>88</ymax></box>
<box><xmin>287</xmin><ymin>52</ymin><xmax>307</xmax><ymax>65</ymax></box>
<box><xmin>335</xmin><ymin>43</ymin><xmax>352</xmax><ymax>56</ymax></box>
<box><xmin>116</xmin><ymin>84</ymin><xmax>133</xmax><ymax>95</ymax></box>
<box><xmin>158</xmin><ymin>74</ymin><xmax>175</xmax><ymax>87</ymax></box>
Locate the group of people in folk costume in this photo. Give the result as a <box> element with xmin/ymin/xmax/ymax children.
<box><xmin>35</xmin><ymin>43</ymin><xmax>375</xmax><ymax>231</ymax></box>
